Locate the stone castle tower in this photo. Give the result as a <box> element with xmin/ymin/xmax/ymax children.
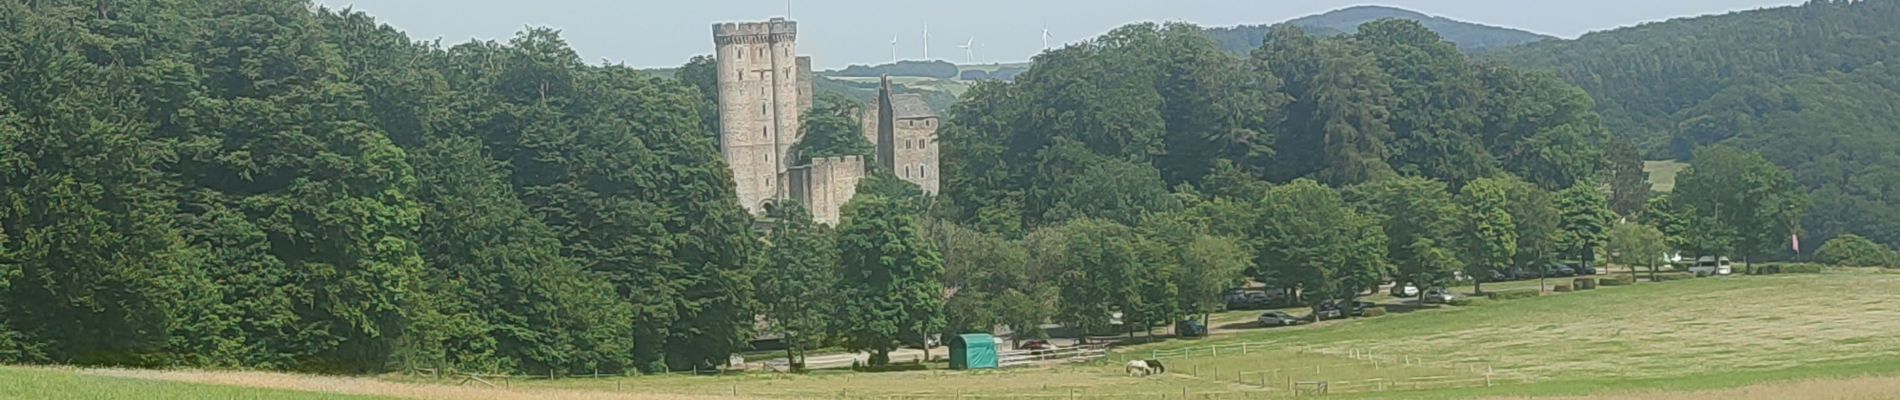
<box><xmin>714</xmin><ymin>18</ymin><xmax>805</xmax><ymax>215</ymax></box>
<box><xmin>863</xmin><ymin>77</ymin><xmax>941</xmax><ymax>194</ymax></box>
<box><xmin>712</xmin><ymin>18</ymin><xmax>937</xmax><ymax>224</ymax></box>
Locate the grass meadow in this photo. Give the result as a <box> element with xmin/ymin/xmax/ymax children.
<box><xmin>5</xmin><ymin>270</ymin><xmax>1900</xmax><ymax>399</ymax></box>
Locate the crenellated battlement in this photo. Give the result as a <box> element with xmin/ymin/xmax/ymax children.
<box><xmin>809</xmin><ymin>155</ymin><xmax>862</xmax><ymax>167</ymax></box>
<box><xmin>713</xmin><ymin>18</ymin><xmax>797</xmax><ymax>44</ymax></box>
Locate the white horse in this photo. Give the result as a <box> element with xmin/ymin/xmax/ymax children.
<box><xmin>1125</xmin><ymin>360</ymin><xmax>1154</xmax><ymax>376</ymax></box>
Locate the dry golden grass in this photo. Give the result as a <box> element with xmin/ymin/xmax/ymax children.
<box><xmin>1158</xmin><ymin>273</ymin><xmax>1900</xmax><ymax>382</ymax></box>
<box><xmin>1482</xmin><ymin>374</ymin><xmax>1900</xmax><ymax>400</ymax></box>
<box><xmin>64</xmin><ymin>367</ymin><xmax>758</xmax><ymax>400</ymax></box>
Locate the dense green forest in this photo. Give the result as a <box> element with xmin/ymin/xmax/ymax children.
<box><xmin>1204</xmin><ymin>5</ymin><xmax>1554</xmax><ymax>55</ymax></box>
<box><xmin>940</xmin><ymin>20</ymin><xmax>1620</xmax><ymax>233</ymax></box>
<box><xmin>0</xmin><ymin>0</ymin><xmax>757</xmax><ymax>374</ymax></box>
<box><xmin>1489</xmin><ymin>0</ymin><xmax>1900</xmax><ymax>248</ymax></box>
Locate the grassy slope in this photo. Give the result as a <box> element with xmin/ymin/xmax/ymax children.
<box><xmin>1645</xmin><ymin>160</ymin><xmax>1688</xmax><ymax>192</ymax></box>
<box><xmin>0</xmin><ymin>368</ymin><xmax>389</xmax><ymax>400</ymax></box>
<box><xmin>1132</xmin><ymin>271</ymin><xmax>1900</xmax><ymax>397</ymax></box>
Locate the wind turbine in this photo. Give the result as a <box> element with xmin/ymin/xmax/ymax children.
<box><xmin>890</xmin><ymin>35</ymin><xmax>900</xmax><ymax>63</ymax></box>
<box><xmin>959</xmin><ymin>37</ymin><xmax>975</xmax><ymax>64</ymax></box>
<box><xmin>922</xmin><ymin>22</ymin><xmax>931</xmax><ymax>60</ymax></box>
<box><xmin>1042</xmin><ymin>26</ymin><xmax>1053</xmax><ymax>50</ymax></box>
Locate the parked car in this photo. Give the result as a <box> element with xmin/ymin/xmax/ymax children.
<box><xmin>1574</xmin><ymin>263</ymin><xmax>1598</xmax><ymax>276</ymax></box>
<box><xmin>1492</xmin><ymin>268</ymin><xmax>1536</xmax><ymax>282</ymax></box>
<box><xmin>1309</xmin><ymin>301</ymin><xmax>1345</xmax><ymax>321</ymax></box>
<box><xmin>1344</xmin><ymin>301</ymin><xmax>1379</xmax><ymax>317</ymax></box>
<box><xmin>1390</xmin><ymin>284</ymin><xmax>1419</xmax><ymax>297</ymax></box>
<box><xmin>1258</xmin><ymin>311</ymin><xmax>1301</xmax><ymax>327</ymax></box>
<box><xmin>1421</xmin><ymin>288</ymin><xmax>1456</xmax><ymax>304</ymax></box>
<box><xmin>1175</xmin><ymin>320</ymin><xmax>1208</xmax><ymax>338</ymax></box>
<box><xmin>1548</xmin><ymin>264</ymin><xmax>1577</xmax><ymax>278</ymax></box>
<box><xmin>1225</xmin><ymin>291</ymin><xmax>1274</xmax><ymax>310</ymax></box>
<box><xmin>1689</xmin><ymin>256</ymin><xmax>1733</xmax><ymax>276</ymax></box>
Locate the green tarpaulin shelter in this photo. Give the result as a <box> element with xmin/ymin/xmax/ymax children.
<box><xmin>948</xmin><ymin>333</ymin><xmax>998</xmax><ymax>370</ymax></box>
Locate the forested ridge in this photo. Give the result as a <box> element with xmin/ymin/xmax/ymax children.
<box><xmin>1488</xmin><ymin>0</ymin><xmax>1900</xmax><ymax>249</ymax></box>
<box><xmin>0</xmin><ymin>0</ymin><xmax>756</xmax><ymax>374</ymax></box>
<box><xmin>1204</xmin><ymin>5</ymin><xmax>1554</xmax><ymax>55</ymax></box>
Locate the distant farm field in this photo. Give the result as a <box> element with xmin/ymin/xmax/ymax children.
<box><xmin>7</xmin><ymin>271</ymin><xmax>1900</xmax><ymax>399</ymax></box>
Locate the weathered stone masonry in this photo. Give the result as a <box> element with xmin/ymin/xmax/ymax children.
<box><xmin>713</xmin><ymin>18</ymin><xmax>940</xmax><ymax>224</ymax></box>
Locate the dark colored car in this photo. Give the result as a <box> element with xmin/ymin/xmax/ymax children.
<box><xmin>1549</xmin><ymin>264</ymin><xmax>1577</xmax><ymax>278</ymax></box>
<box><xmin>1421</xmin><ymin>288</ymin><xmax>1456</xmax><ymax>304</ymax></box>
<box><xmin>1225</xmin><ymin>290</ymin><xmax>1276</xmax><ymax>310</ymax></box>
<box><xmin>1343</xmin><ymin>301</ymin><xmax>1379</xmax><ymax>317</ymax></box>
<box><xmin>1175</xmin><ymin>320</ymin><xmax>1208</xmax><ymax>338</ymax></box>
<box><xmin>1312</xmin><ymin>300</ymin><xmax>1379</xmax><ymax>320</ymax></box>
<box><xmin>1020</xmin><ymin>339</ymin><xmax>1054</xmax><ymax>354</ymax></box>
<box><xmin>1258</xmin><ymin>311</ymin><xmax>1301</xmax><ymax>327</ymax></box>
<box><xmin>1574</xmin><ymin>264</ymin><xmax>1598</xmax><ymax>275</ymax></box>
<box><xmin>1310</xmin><ymin>301</ymin><xmax>1345</xmax><ymax>321</ymax></box>
<box><xmin>1490</xmin><ymin>269</ymin><xmax>1527</xmax><ymax>282</ymax></box>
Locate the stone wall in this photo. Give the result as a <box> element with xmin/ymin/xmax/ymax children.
<box><xmin>788</xmin><ymin>155</ymin><xmax>864</xmax><ymax>225</ymax></box>
<box><xmin>713</xmin><ymin>18</ymin><xmax>802</xmax><ymax>215</ymax></box>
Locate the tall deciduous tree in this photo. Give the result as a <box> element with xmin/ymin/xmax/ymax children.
<box><xmin>1557</xmin><ymin>182</ymin><xmax>1616</xmax><ymax>270</ymax></box>
<box><xmin>1674</xmin><ymin>147</ymin><xmax>1809</xmax><ymax>263</ymax></box>
<box><xmin>1349</xmin><ymin>177</ymin><xmax>1464</xmax><ymax>297</ymax></box>
<box><xmin>759</xmin><ymin>202</ymin><xmax>838</xmax><ymax>369</ymax></box>
<box><xmin>834</xmin><ymin>194</ymin><xmax>944</xmax><ymax>366</ymax></box>
<box><xmin>1253</xmin><ymin>180</ymin><xmax>1388</xmax><ymax>304</ymax></box>
<box><xmin>1607</xmin><ymin>222</ymin><xmax>1671</xmax><ymax>281</ymax></box>
<box><xmin>1459</xmin><ymin>177</ymin><xmax>1518</xmax><ymax>294</ymax></box>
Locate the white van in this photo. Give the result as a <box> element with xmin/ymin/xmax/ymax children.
<box><xmin>1690</xmin><ymin>256</ymin><xmax>1733</xmax><ymax>276</ymax></box>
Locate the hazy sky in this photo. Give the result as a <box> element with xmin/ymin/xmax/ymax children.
<box><xmin>312</xmin><ymin>0</ymin><xmax>1802</xmax><ymax>69</ymax></box>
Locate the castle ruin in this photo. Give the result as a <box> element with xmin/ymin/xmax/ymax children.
<box><xmin>713</xmin><ymin>18</ymin><xmax>939</xmax><ymax>225</ymax></box>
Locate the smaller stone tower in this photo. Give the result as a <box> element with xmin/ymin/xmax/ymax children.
<box><xmin>863</xmin><ymin>76</ymin><xmax>941</xmax><ymax>194</ymax></box>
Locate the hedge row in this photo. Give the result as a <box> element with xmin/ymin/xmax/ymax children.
<box><xmin>1600</xmin><ymin>275</ymin><xmax>1636</xmax><ymax>286</ymax></box>
<box><xmin>1733</xmin><ymin>263</ymin><xmax>1827</xmax><ymax>275</ymax></box>
<box><xmin>1652</xmin><ymin>273</ymin><xmax>1693</xmax><ymax>282</ymax></box>
<box><xmin>1447</xmin><ymin>298</ymin><xmax>1486</xmax><ymax>307</ymax></box>
<box><xmin>1486</xmin><ymin>289</ymin><xmax>1541</xmax><ymax>300</ymax></box>
<box><xmin>1553</xmin><ymin>283</ymin><xmax>1574</xmax><ymax>293</ymax></box>
<box><xmin>1573</xmin><ymin>278</ymin><xmax>1599</xmax><ymax>290</ymax></box>
<box><xmin>1362</xmin><ymin>307</ymin><xmax>1388</xmax><ymax>317</ymax></box>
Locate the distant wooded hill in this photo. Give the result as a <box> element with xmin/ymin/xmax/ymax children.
<box><xmin>1204</xmin><ymin>5</ymin><xmax>1555</xmax><ymax>54</ymax></box>
<box><xmin>1488</xmin><ymin>0</ymin><xmax>1900</xmax><ymax>249</ymax></box>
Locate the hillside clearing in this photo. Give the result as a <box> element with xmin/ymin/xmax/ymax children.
<box><xmin>1645</xmin><ymin>160</ymin><xmax>1688</xmax><ymax>192</ymax></box>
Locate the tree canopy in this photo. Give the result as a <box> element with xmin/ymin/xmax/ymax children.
<box><xmin>0</xmin><ymin>0</ymin><xmax>757</xmax><ymax>374</ymax></box>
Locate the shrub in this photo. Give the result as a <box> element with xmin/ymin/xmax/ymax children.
<box><xmin>1361</xmin><ymin>307</ymin><xmax>1388</xmax><ymax>317</ymax></box>
<box><xmin>1487</xmin><ymin>289</ymin><xmax>1541</xmax><ymax>300</ymax></box>
<box><xmin>1652</xmin><ymin>273</ymin><xmax>1692</xmax><ymax>282</ymax></box>
<box><xmin>1817</xmin><ymin>234</ymin><xmax>1899</xmax><ymax>267</ymax></box>
<box><xmin>1447</xmin><ymin>297</ymin><xmax>1485</xmax><ymax>307</ymax></box>
<box><xmin>1599</xmin><ymin>275</ymin><xmax>1636</xmax><ymax>286</ymax></box>
<box><xmin>1573</xmin><ymin>278</ymin><xmax>1598</xmax><ymax>290</ymax></box>
<box><xmin>1779</xmin><ymin>263</ymin><xmax>1827</xmax><ymax>274</ymax></box>
<box><xmin>1553</xmin><ymin>283</ymin><xmax>1574</xmax><ymax>292</ymax></box>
